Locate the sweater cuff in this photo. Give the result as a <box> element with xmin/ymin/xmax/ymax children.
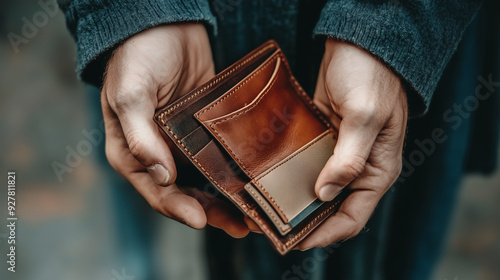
<box><xmin>64</xmin><ymin>0</ymin><xmax>216</xmax><ymax>87</ymax></box>
<box><xmin>313</xmin><ymin>1</ymin><xmax>478</xmax><ymax>117</ymax></box>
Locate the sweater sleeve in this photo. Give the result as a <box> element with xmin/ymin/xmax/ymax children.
<box><xmin>58</xmin><ymin>0</ymin><xmax>216</xmax><ymax>87</ymax></box>
<box><xmin>314</xmin><ymin>0</ymin><xmax>482</xmax><ymax>116</ymax></box>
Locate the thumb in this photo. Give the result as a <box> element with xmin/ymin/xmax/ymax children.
<box><xmin>315</xmin><ymin>100</ymin><xmax>381</xmax><ymax>201</ymax></box>
<box><xmin>109</xmin><ymin>90</ymin><xmax>177</xmax><ymax>186</ymax></box>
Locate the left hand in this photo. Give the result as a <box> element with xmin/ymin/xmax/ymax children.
<box><xmin>297</xmin><ymin>38</ymin><xmax>408</xmax><ymax>250</ymax></box>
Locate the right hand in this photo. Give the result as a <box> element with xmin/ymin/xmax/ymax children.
<box><xmin>101</xmin><ymin>23</ymin><xmax>249</xmax><ymax>238</ymax></box>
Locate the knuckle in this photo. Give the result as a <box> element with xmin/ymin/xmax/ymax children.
<box><xmin>126</xmin><ymin>131</ymin><xmax>145</xmax><ymax>159</ymax></box>
<box><xmin>339</xmin><ymin>157</ymin><xmax>366</xmax><ymax>179</ymax></box>
<box><xmin>107</xmin><ymin>80</ymin><xmax>149</xmax><ymax>113</ymax></box>
<box><xmin>346</xmin><ymin>102</ymin><xmax>378</xmax><ymax>124</ymax></box>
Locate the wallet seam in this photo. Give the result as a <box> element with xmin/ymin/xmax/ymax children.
<box><xmin>203</xmin><ymin>62</ymin><xmax>288</xmax><ymax>221</ymax></box>
<box><xmin>283</xmin><ymin>60</ymin><xmax>331</xmax><ymax>130</ymax></box>
<box><xmin>154</xmin><ymin>41</ymin><xmax>340</xmax><ymax>255</ymax></box>
<box><xmin>164</xmin><ymin>124</ymin><xmax>252</xmax><ymax>210</ymax></box>
<box><xmin>195</xmin><ymin>54</ymin><xmax>279</xmax><ymax>120</ymax></box>
<box><xmin>257</xmin><ymin>130</ymin><xmax>332</xmax><ymax>180</ymax></box>
<box><xmin>284</xmin><ymin>199</ymin><xmax>341</xmax><ymax>248</ymax></box>
<box><xmin>252</xmin><ymin>179</ymin><xmax>288</xmax><ymax>223</ymax></box>
<box><xmin>251</xmin><ymin>130</ymin><xmax>332</xmax><ymax>224</ymax></box>
<box><xmin>156</xmin><ymin>43</ymin><xmax>276</xmax><ymax>125</ymax></box>
<box><xmin>206</xmin><ymin>54</ymin><xmax>284</xmax><ymax>127</ymax></box>
<box><xmin>246</xmin><ymin>187</ymin><xmax>290</xmax><ymax>232</ymax></box>
<box><xmin>201</xmin><ymin>54</ymin><xmax>325</xmax><ymax>224</ymax></box>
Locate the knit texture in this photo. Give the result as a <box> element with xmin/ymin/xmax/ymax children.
<box><xmin>58</xmin><ymin>0</ymin><xmax>216</xmax><ymax>86</ymax></box>
<box><xmin>59</xmin><ymin>0</ymin><xmax>482</xmax><ymax>116</ymax></box>
<box><xmin>314</xmin><ymin>0</ymin><xmax>482</xmax><ymax>116</ymax></box>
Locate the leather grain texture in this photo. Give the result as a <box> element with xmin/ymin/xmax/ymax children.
<box><xmin>246</xmin><ymin>130</ymin><xmax>336</xmax><ymax>232</ymax></box>
<box><xmin>154</xmin><ymin>40</ymin><xmax>349</xmax><ymax>255</ymax></box>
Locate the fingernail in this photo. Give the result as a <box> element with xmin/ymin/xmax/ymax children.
<box><xmin>147</xmin><ymin>163</ymin><xmax>171</xmax><ymax>186</ymax></box>
<box><xmin>319</xmin><ymin>184</ymin><xmax>342</xmax><ymax>201</ymax></box>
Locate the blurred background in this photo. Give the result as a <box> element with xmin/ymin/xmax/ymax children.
<box><xmin>0</xmin><ymin>1</ymin><xmax>499</xmax><ymax>280</ymax></box>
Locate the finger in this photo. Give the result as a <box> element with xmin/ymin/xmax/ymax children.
<box><xmin>104</xmin><ymin>87</ymin><xmax>177</xmax><ymax>186</ymax></box>
<box><xmin>130</xmin><ymin>172</ymin><xmax>207</xmax><ymax>229</ymax></box>
<box><xmin>297</xmin><ymin>188</ymin><xmax>380</xmax><ymax>250</ymax></box>
<box><xmin>244</xmin><ymin>216</ymin><xmax>263</xmax><ymax>233</ymax></box>
<box><xmin>315</xmin><ymin>93</ymin><xmax>384</xmax><ymax>201</ymax></box>
<box><xmin>185</xmin><ymin>188</ymin><xmax>250</xmax><ymax>238</ymax></box>
<box><xmin>101</xmin><ymin>108</ymin><xmax>207</xmax><ymax>228</ymax></box>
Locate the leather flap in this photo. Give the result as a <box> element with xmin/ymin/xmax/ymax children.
<box><xmin>194</xmin><ymin>52</ymin><xmax>330</xmax><ymax>179</ymax></box>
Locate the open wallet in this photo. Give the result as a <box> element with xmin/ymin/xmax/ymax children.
<box><xmin>153</xmin><ymin>40</ymin><xmax>349</xmax><ymax>255</ymax></box>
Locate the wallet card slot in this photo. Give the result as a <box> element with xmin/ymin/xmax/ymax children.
<box><xmin>159</xmin><ymin>48</ymin><xmax>277</xmax><ymax>139</ymax></box>
<box><xmin>179</xmin><ymin>126</ymin><xmax>213</xmax><ymax>155</ymax></box>
<box><xmin>195</xmin><ymin>52</ymin><xmax>281</xmax><ymax>123</ymax></box>
<box><xmin>153</xmin><ymin>40</ymin><xmax>343</xmax><ymax>255</ymax></box>
<box><xmin>245</xmin><ymin>130</ymin><xmax>335</xmax><ymax>226</ymax></box>
<box><xmin>196</xmin><ymin>58</ymin><xmax>329</xmax><ymax>179</ymax></box>
<box><xmin>245</xmin><ymin>182</ymin><xmax>292</xmax><ymax>235</ymax></box>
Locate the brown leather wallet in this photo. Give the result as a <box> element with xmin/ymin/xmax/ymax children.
<box><xmin>154</xmin><ymin>40</ymin><xmax>348</xmax><ymax>255</ymax></box>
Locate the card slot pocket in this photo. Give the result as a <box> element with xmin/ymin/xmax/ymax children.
<box><xmin>245</xmin><ymin>130</ymin><xmax>336</xmax><ymax>232</ymax></box>
<box><xmin>195</xmin><ymin>58</ymin><xmax>329</xmax><ymax>179</ymax></box>
<box><xmin>161</xmin><ymin>49</ymin><xmax>278</xmax><ymax>139</ymax></box>
<box><xmin>179</xmin><ymin>126</ymin><xmax>213</xmax><ymax>155</ymax></box>
<box><xmin>196</xmin><ymin>54</ymin><xmax>281</xmax><ymax>123</ymax></box>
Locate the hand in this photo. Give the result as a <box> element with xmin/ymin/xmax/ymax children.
<box><xmin>101</xmin><ymin>23</ymin><xmax>249</xmax><ymax>238</ymax></box>
<box><xmin>298</xmin><ymin>39</ymin><xmax>408</xmax><ymax>250</ymax></box>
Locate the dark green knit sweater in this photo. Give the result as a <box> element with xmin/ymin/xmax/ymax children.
<box><xmin>58</xmin><ymin>0</ymin><xmax>482</xmax><ymax>116</ymax></box>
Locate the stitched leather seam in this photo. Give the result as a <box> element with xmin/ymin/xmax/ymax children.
<box><xmin>158</xmin><ymin>43</ymin><xmax>337</xmax><ymax>254</ymax></box>
<box><xmin>247</xmin><ymin>187</ymin><xmax>289</xmax><ymax>232</ymax></box>
<box><xmin>157</xmin><ymin>44</ymin><xmax>275</xmax><ymax>125</ymax></box>
<box><xmin>207</xmin><ymin>55</ymin><xmax>284</xmax><ymax>126</ymax></box>
<box><xmin>280</xmin><ymin>57</ymin><xmax>331</xmax><ymax>129</ymax></box>
<box><xmin>284</xmin><ymin>200</ymin><xmax>341</xmax><ymax>248</ymax></box>
<box><xmin>165</xmin><ymin>117</ymin><xmax>337</xmax><ymax>254</ymax></box>
<box><xmin>195</xmin><ymin>54</ymin><xmax>279</xmax><ymax>119</ymax></box>
<box><xmin>251</xmin><ymin>180</ymin><xmax>289</xmax><ymax>224</ymax></box>
<box><xmin>201</xmin><ymin>53</ymin><xmax>319</xmax><ymax>223</ymax></box>
<box><xmin>199</xmin><ymin>56</ymin><xmax>283</xmax><ymax>216</ymax></box>
<box><xmin>251</xmin><ymin>130</ymin><xmax>332</xmax><ymax>224</ymax></box>
<box><xmin>164</xmin><ymin>125</ymin><xmax>252</xmax><ymax>210</ymax></box>
<box><xmin>257</xmin><ymin>130</ymin><xmax>331</xmax><ymax>179</ymax></box>
<box><xmin>249</xmin><ymin>210</ymin><xmax>283</xmax><ymax>248</ymax></box>
<box><xmin>205</xmin><ymin>125</ymin><xmax>289</xmax><ymax>221</ymax></box>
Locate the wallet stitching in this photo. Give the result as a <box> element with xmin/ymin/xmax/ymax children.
<box><xmin>206</xmin><ymin>54</ymin><xmax>284</xmax><ymax>127</ymax></box>
<box><xmin>195</xmin><ymin>54</ymin><xmax>279</xmax><ymax>119</ymax></box>
<box><xmin>156</xmin><ymin>44</ymin><xmax>275</xmax><ymax>125</ymax></box>
<box><xmin>203</xmin><ymin>71</ymin><xmax>287</xmax><ymax>221</ymax></box>
<box><xmin>249</xmin><ymin>210</ymin><xmax>282</xmax><ymax>247</ymax></box>
<box><xmin>200</xmin><ymin>53</ymin><xmax>320</xmax><ymax>224</ymax></box>
<box><xmin>257</xmin><ymin>130</ymin><xmax>331</xmax><ymax>179</ymax></box>
<box><xmin>247</xmin><ymin>187</ymin><xmax>290</xmax><ymax>232</ymax></box>
<box><xmin>281</xmin><ymin>57</ymin><xmax>331</xmax><ymax>129</ymax></box>
<box><xmin>284</xmin><ymin>200</ymin><xmax>341</xmax><ymax>248</ymax></box>
<box><xmin>251</xmin><ymin>180</ymin><xmax>289</xmax><ymax>223</ymax></box>
<box><xmin>164</xmin><ymin>124</ymin><xmax>253</xmax><ymax>210</ymax></box>
<box><xmin>156</xmin><ymin>43</ymin><xmax>338</xmax><ymax>254</ymax></box>
<box><xmin>251</xmin><ymin>130</ymin><xmax>332</xmax><ymax>223</ymax></box>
